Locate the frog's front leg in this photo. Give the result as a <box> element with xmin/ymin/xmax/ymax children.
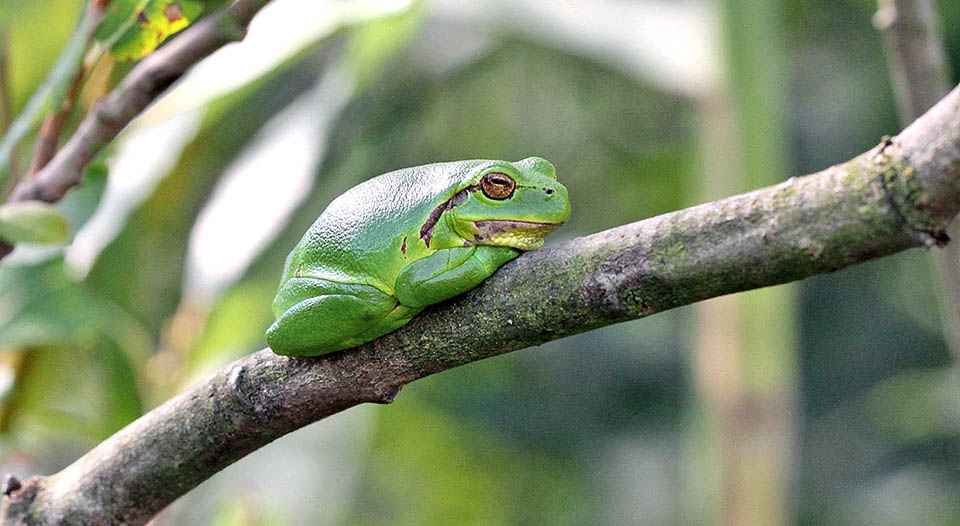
<box><xmin>266</xmin><ymin>277</ymin><xmax>398</xmax><ymax>357</ymax></box>
<box><xmin>395</xmin><ymin>245</ymin><xmax>519</xmax><ymax>309</ymax></box>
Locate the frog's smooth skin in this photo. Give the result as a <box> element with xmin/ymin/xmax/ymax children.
<box><xmin>266</xmin><ymin>157</ymin><xmax>571</xmax><ymax>357</ymax></box>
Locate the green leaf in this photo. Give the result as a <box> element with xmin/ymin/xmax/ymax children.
<box><xmin>0</xmin><ymin>256</ymin><xmax>153</xmax><ymax>359</ymax></box>
<box><xmin>95</xmin><ymin>0</ymin><xmax>151</xmax><ymax>45</ymax></box>
<box><xmin>0</xmin><ymin>200</ymin><xmax>70</xmax><ymax>244</ymax></box>
<box><xmin>109</xmin><ymin>0</ymin><xmax>204</xmax><ymax>62</ymax></box>
<box><xmin>0</xmin><ymin>258</ymin><xmax>90</xmax><ymax>349</ymax></box>
<box><xmin>56</xmin><ymin>156</ymin><xmax>109</xmax><ymax>232</ymax></box>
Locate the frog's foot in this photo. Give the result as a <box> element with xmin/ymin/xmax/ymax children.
<box><xmin>266</xmin><ymin>277</ymin><xmax>398</xmax><ymax>357</ymax></box>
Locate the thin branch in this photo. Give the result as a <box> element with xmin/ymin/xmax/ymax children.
<box><xmin>0</xmin><ymin>0</ymin><xmax>273</xmax><ymax>259</ymax></box>
<box><xmin>874</xmin><ymin>0</ymin><xmax>960</xmax><ymax>361</ymax></box>
<box><xmin>3</xmin><ymin>83</ymin><xmax>960</xmax><ymax>526</ymax></box>
<box><xmin>0</xmin><ymin>0</ymin><xmax>107</xmax><ymax>192</ymax></box>
<box><xmin>26</xmin><ymin>64</ymin><xmax>87</xmax><ymax>176</ymax></box>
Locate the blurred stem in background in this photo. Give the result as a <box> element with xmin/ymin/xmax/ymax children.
<box><xmin>0</xmin><ymin>27</ymin><xmax>17</xmax><ymax>182</ymax></box>
<box><xmin>686</xmin><ymin>0</ymin><xmax>797</xmax><ymax>524</ymax></box>
<box><xmin>0</xmin><ymin>27</ymin><xmax>11</xmax><ymax>134</ymax></box>
<box><xmin>874</xmin><ymin>0</ymin><xmax>960</xmax><ymax>376</ymax></box>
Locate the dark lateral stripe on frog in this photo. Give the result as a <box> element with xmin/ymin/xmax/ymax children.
<box><xmin>419</xmin><ymin>184</ymin><xmax>479</xmax><ymax>247</ymax></box>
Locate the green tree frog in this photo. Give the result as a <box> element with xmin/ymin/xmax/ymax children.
<box><xmin>266</xmin><ymin>157</ymin><xmax>571</xmax><ymax>357</ymax></box>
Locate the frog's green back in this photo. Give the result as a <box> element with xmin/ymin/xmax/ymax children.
<box><xmin>282</xmin><ymin>160</ymin><xmax>487</xmax><ymax>292</ymax></box>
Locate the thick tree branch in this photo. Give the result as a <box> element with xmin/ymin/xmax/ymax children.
<box><xmin>0</xmin><ymin>0</ymin><xmax>272</xmax><ymax>259</ymax></box>
<box><xmin>3</xmin><ymin>84</ymin><xmax>960</xmax><ymax>525</ymax></box>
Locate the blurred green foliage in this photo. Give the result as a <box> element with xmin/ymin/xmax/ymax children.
<box><xmin>347</xmin><ymin>395</ymin><xmax>591</xmax><ymax>525</ymax></box>
<box><xmin>107</xmin><ymin>0</ymin><xmax>205</xmax><ymax>61</ymax></box>
<box><xmin>0</xmin><ymin>0</ymin><xmax>959</xmax><ymax>524</ymax></box>
<box><xmin>0</xmin><ymin>201</ymin><xmax>70</xmax><ymax>244</ymax></box>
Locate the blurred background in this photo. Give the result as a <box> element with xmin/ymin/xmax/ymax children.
<box><xmin>1</xmin><ymin>0</ymin><xmax>960</xmax><ymax>524</ymax></box>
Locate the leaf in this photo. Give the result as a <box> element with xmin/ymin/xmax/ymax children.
<box><xmin>109</xmin><ymin>0</ymin><xmax>204</xmax><ymax>62</ymax></box>
<box><xmin>0</xmin><ymin>258</ymin><xmax>90</xmax><ymax>349</ymax></box>
<box><xmin>95</xmin><ymin>0</ymin><xmax>151</xmax><ymax>45</ymax></box>
<box><xmin>56</xmin><ymin>156</ymin><xmax>109</xmax><ymax>232</ymax></box>
<box><xmin>0</xmin><ymin>256</ymin><xmax>152</xmax><ymax>362</ymax></box>
<box><xmin>0</xmin><ymin>200</ymin><xmax>70</xmax><ymax>244</ymax></box>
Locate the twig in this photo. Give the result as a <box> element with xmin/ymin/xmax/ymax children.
<box><xmin>26</xmin><ymin>65</ymin><xmax>87</xmax><ymax>176</ymax></box>
<box><xmin>0</xmin><ymin>0</ymin><xmax>107</xmax><ymax>192</ymax></box>
<box><xmin>3</xmin><ymin>83</ymin><xmax>960</xmax><ymax>526</ymax></box>
<box><xmin>8</xmin><ymin>0</ymin><xmax>269</xmax><ymax>203</ymax></box>
<box><xmin>0</xmin><ymin>0</ymin><xmax>272</xmax><ymax>259</ymax></box>
<box><xmin>874</xmin><ymin>0</ymin><xmax>960</xmax><ymax>362</ymax></box>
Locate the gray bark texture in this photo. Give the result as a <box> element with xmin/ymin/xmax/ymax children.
<box><xmin>2</xmin><ymin>82</ymin><xmax>960</xmax><ymax>525</ymax></box>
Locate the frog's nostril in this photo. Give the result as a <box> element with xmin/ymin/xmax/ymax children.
<box><xmin>543</xmin><ymin>188</ymin><xmax>555</xmax><ymax>195</ymax></box>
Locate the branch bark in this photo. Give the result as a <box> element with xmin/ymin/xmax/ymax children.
<box><xmin>3</xmin><ymin>82</ymin><xmax>960</xmax><ymax>525</ymax></box>
<box><xmin>0</xmin><ymin>0</ymin><xmax>273</xmax><ymax>259</ymax></box>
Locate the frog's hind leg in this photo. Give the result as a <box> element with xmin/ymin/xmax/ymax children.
<box><xmin>336</xmin><ymin>303</ymin><xmax>420</xmax><ymax>351</ymax></box>
<box><xmin>266</xmin><ymin>277</ymin><xmax>398</xmax><ymax>357</ymax></box>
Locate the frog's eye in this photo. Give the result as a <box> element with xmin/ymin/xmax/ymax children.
<box><xmin>480</xmin><ymin>172</ymin><xmax>516</xmax><ymax>200</ymax></box>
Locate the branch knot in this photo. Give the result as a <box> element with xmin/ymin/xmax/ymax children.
<box><xmin>873</xmin><ymin>136</ymin><xmax>950</xmax><ymax>247</ymax></box>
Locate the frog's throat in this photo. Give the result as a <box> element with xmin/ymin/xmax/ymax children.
<box><xmin>470</xmin><ymin>220</ymin><xmax>562</xmax><ymax>251</ymax></box>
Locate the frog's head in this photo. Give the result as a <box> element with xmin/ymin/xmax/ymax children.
<box><xmin>448</xmin><ymin>157</ymin><xmax>571</xmax><ymax>250</ymax></box>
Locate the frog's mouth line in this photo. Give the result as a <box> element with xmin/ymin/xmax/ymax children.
<box><xmin>471</xmin><ymin>219</ymin><xmax>564</xmax><ymax>251</ymax></box>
